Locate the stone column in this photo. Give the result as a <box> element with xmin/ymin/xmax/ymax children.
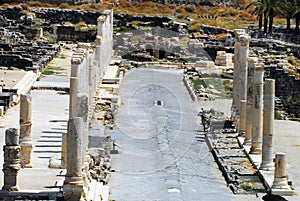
<box><xmin>19</xmin><ymin>93</ymin><xmax>33</xmax><ymax>168</ymax></box>
<box><xmin>233</xmin><ymin>29</ymin><xmax>250</xmax><ymax>111</ymax></box>
<box><xmin>250</xmin><ymin>63</ymin><xmax>264</xmax><ymax>154</ymax></box>
<box><xmin>271</xmin><ymin>153</ymin><xmax>289</xmax><ymax>189</ymax></box>
<box><xmin>237</xmin><ymin>33</ymin><xmax>250</xmax><ymax>112</ymax></box>
<box><xmin>260</xmin><ymin>79</ymin><xmax>275</xmax><ymax>170</ymax></box>
<box><xmin>69</xmin><ymin>77</ymin><xmax>79</xmax><ymax>119</ymax></box>
<box><xmin>63</xmin><ymin>117</ymin><xmax>84</xmax><ymax>201</ymax></box>
<box><xmin>2</xmin><ymin>128</ymin><xmax>21</xmax><ymax>191</ymax></box>
<box><xmin>244</xmin><ymin>58</ymin><xmax>255</xmax><ymax>145</ymax></box>
<box><xmin>239</xmin><ymin>100</ymin><xmax>247</xmax><ymax>135</ymax></box>
<box><xmin>76</xmin><ymin>93</ymin><xmax>89</xmax><ymax>165</ymax></box>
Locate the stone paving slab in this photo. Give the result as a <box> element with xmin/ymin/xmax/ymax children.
<box><xmin>0</xmin><ymin>70</ymin><xmax>27</xmax><ymax>89</ymax></box>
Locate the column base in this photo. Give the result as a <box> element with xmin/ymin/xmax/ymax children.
<box><xmin>272</xmin><ymin>178</ymin><xmax>290</xmax><ymax>190</ymax></box>
<box><xmin>271</xmin><ymin>178</ymin><xmax>295</xmax><ymax>196</ymax></box>
<box><xmin>2</xmin><ymin>184</ymin><xmax>19</xmax><ymax>191</ymax></box>
<box><xmin>250</xmin><ymin>147</ymin><xmax>262</xmax><ymax>155</ymax></box>
<box><xmin>64</xmin><ymin>176</ymin><xmax>84</xmax><ymax>185</ymax></box>
<box><xmin>259</xmin><ymin>162</ymin><xmax>274</xmax><ymax>171</ymax></box>
<box><xmin>63</xmin><ymin>183</ymin><xmax>84</xmax><ymax>201</ymax></box>
<box><xmin>271</xmin><ymin>188</ymin><xmax>295</xmax><ymax>196</ymax></box>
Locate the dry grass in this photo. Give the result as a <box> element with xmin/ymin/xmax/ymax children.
<box><xmin>0</xmin><ymin>0</ymin><xmax>284</xmax><ymax>31</ymax></box>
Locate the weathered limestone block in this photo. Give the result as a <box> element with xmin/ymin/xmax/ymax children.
<box><xmin>215</xmin><ymin>51</ymin><xmax>233</xmax><ymax>66</ymax></box>
<box><xmin>195</xmin><ymin>60</ymin><xmax>214</xmax><ymax>69</ymax></box>
<box><xmin>19</xmin><ymin>93</ymin><xmax>33</xmax><ymax>168</ymax></box>
<box><xmin>2</xmin><ymin>128</ymin><xmax>21</xmax><ymax>191</ymax></box>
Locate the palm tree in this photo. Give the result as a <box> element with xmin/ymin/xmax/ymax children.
<box><xmin>277</xmin><ymin>0</ymin><xmax>298</xmax><ymax>31</ymax></box>
<box><xmin>266</xmin><ymin>0</ymin><xmax>281</xmax><ymax>34</ymax></box>
<box><xmin>246</xmin><ymin>0</ymin><xmax>266</xmax><ymax>30</ymax></box>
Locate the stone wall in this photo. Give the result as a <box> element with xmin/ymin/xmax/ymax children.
<box><xmin>266</xmin><ymin>67</ymin><xmax>300</xmax><ymax>100</ymax></box>
<box><xmin>248</xmin><ymin>27</ymin><xmax>300</xmax><ymax>45</ymax></box>
<box><xmin>56</xmin><ymin>26</ymin><xmax>97</xmax><ymax>42</ymax></box>
<box><xmin>33</xmin><ymin>8</ymin><xmax>100</xmax><ymax>25</ymax></box>
<box><xmin>265</xmin><ymin>66</ymin><xmax>300</xmax><ymax>118</ymax></box>
<box><xmin>0</xmin><ymin>32</ymin><xmax>58</xmax><ymax>70</ymax></box>
<box><xmin>0</xmin><ymin>54</ymin><xmax>33</xmax><ymax>69</ymax></box>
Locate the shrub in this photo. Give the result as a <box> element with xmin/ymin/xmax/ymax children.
<box><xmin>26</xmin><ymin>1</ymin><xmax>43</xmax><ymax>7</ymax></box>
<box><xmin>287</xmin><ymin>57</ymin><xmax>299</xmax><ymax>66</ymax></box>
<box><xmin>20</xmin><ymin>3</ymin><xmax>29</xmax><ymax>10</ymax></box>
<box><xmin>185</xmin><ymin>4</ymin><xmax>195</xmax><ymax>13</ymax></box>
<box><xmin>177</xmin><ymin>13</ymin><xmax>185</xmax><ymax>19</ymax></box>
<box><xmin>59</xmin><ymin>3</ymin><xmax>70</xmax><ymax>9</ymax></box>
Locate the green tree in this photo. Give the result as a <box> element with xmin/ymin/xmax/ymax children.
<box><xmin>266</xmin><ymin>0</ymin><xmax>281</xmax><ymax>34</ymax></box>
<box><xmin>277</xmin><ymin>0</ymin><xmax>297</xmax><ymax>30</ymax></box>
<box><xmin>248</xmin><ymin>0</ymin><xmax>280</xmax><ymax>34</ymax></box>
<box><xmin>247</xmin><ymin>0</ymin><xmax>265</xmax><ymax>29</ymax></box>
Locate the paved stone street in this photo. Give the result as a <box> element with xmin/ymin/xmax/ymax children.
<box><xmin>109</xmin><ymin>67</ymin><xmax>234</xmax><ymax>201</ymax></box>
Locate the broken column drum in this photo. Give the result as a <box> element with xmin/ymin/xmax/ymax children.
<box><xmin>260</xmin><ymin>79</ymin><xmax>275</xmax><ymax>170</ymax></box>
<box><xmin>19</xmin><ymin>93</ymin><xmax>33</xmax><ymax>168</ymax></box>
<box><xmin>250</xmin><ymin>63</ymin><xmax>264</xmax><ymax>154</ymax></box>
<box><xmin>2</xmin><ymin>128</ymin><xmax>21</xmax><ymax>191</ymax></box>
<box><xmin>272</xmin><ymin>153</ymin><xmax>289</xmax><ymax>189</ymax></box>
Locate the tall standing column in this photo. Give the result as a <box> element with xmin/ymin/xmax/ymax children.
<box><xmin>233</xmin><ymin>30</ymin><xmax>242</xmax><ymax>109</ymax></box>
<box><xmin>19</xmin><ymin>93</ymin><xmax>33</xmax><ymax>168</ymax></box>
<box><xmin>271</xmin><ymin>153</ymin><xmax>289</xmax><ymax>189</ymax></box>
<box><xmin>237</xmin><ymin>33</ymin><xmax>250</xmax><ymax>112</ymax></box>
<box><xmin>260</xmin><ymin>79</ymin><xmax>275</xmax><ymax>170</ymax></box>
<box><xmin>233</xmin><ymin>30</ymin><xmax>250</xmax><ymax>112</ymax></box>
<box><xmin>250</xmin><ymin>63</ymin><xmax>264</xmax><ymax>154</ymax></box>
<box><xmin>2</xmin><ymin>128</ymin><xmax>21</xmax><ymax>191</ymax></box>
<box><xmin>244</xmin><ymin>58</ymin><xmax>255</xmax><ymax>145</ymax></box>
<box><xmin>63</xmin><ymin>117</ymin><xmax>84</xmax><ymax>201</ymax></box>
